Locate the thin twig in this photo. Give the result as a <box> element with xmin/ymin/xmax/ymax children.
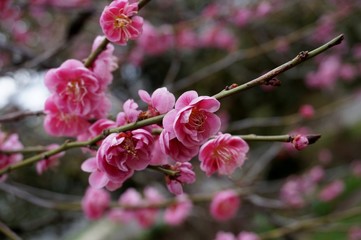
<box><xmin>0</xmin><ymin>110</ymin><xmax>45</xmax><ymax>123</ymax></box>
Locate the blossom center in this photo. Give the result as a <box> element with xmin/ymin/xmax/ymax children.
<box><xmin>114</xmin><ymin>14</ymin><xmax>132</xmax><ymax>29</ymax></box>
<box><xmin>65</xmin><ymin>79</ymin><xmax>87</xmax><ymax>102</ymax></box>
<box><xmin>188</xmin><ymin>108</ymin><xmax>206</xmax><ymax>131</ymax></box>
<box><xmin>117</xmin><ymin>132</ymin><xmax>136</xmax><ymax>156</ymax></box>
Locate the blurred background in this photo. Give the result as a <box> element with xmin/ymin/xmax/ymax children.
<box><xmin>0</xmin><ymin>0</ymin><xmax>361</xmax><ymax>239</ymax></box>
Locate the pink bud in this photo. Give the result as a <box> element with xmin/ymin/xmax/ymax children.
<box><xmin>292</xmin><ymin>135</ymin><xmax>309</xmax><ymax>150</ymax></box>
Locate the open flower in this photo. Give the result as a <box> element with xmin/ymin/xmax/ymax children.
<box><xmin>96</xmin><ymin>129</ymin><xmax>154</xmax><ymax>183</ymax></box>
<box><xmin>81</xmin><ymin>186</ymin><xmax>110</xmax><ymax>220</ymax></box>
<box><xmin>199</xmin><ymin>133</ymin><xmax>249</xmax><ymax>176</ymax></box>
<box><xmin>100</xmin><ymin>0</ymin><xmax>144</xmax><ymax>45</ymax></box>
<box><xmin>138</xmin><ymin>87</ymin><xmax>175</xmax><ymax>117</ymax></box>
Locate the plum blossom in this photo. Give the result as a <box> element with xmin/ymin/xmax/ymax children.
<box><xmin>81</xmin><ymin>157</ymin><xmax>127</xmax><ymax>191</ymax></box>
<box><xmin>199</xmin><ymin>133</ymin><xmax>249</xmax><ymax>176</ymax></box>
<box><xmin>164</xmin><ymin>91</ymin><xmax>221</xmax><ymax>148</ymax></box>
<box><xmin>99</xmin><ymin>0</ymin><xmax>143</xmax><ymax>45</ymax></box>
<box><xmin>116</xmin><ymin>99</ymin><xmax>142</xmax><ymax>126</ymax></box>
<box><xmin>319</xmin><ymin>180</ymin><xmax>344</xmax><ymax>202</ymax></box>
<box><xmin>43</xmin><ymin>96</ymin><xmax>91</xmax><ymax>137</ymax></box>
<box><xmin>36</xmin><ymin>144</ymin><xmax>65</xmax><ymax>175</ymax></box>
<box><xmin>89</xmin><ymin>36</ymin><xmax>118</xmax><ymax>89</ymax></box>
<box><xmin>44</xmin><ymin>59</ymin><xmax>109</xmax><ymax>117</ymax></box>
<box><xmin>0</xmin><ymin>132</ymin><xmax>23</xmax><ymax>182</ymax></box>
<box><xmin>96</xmin><ymin>130</ymin><xmax>154</xmax><ymax>184</ymax></box>
<box><xmin>138</xmin><ymin>87</ymin><xmax>175</xmax><ymax>118</ymax></box>
<box><xmin>210</xmin><ymin>189</ymin><xmax>240</xmax><ymax>221</ymax></box>
<box><xmin>165</xmin><ymin>162</ymin><xmax>196</xmax><ymax>195</ymax></box>
<box><xmin>164</xmin><ymin>194</ymin><xmax>192</xmax><ymax>225</ymax></box>
<box><xmin>159</xmin><ymin>108</ymin><xmax>200</xmax><ymax>162</ymax></box>
<box><xmin>81</xmin><ymin>186</ymin><xmax>110</xmax><ymax>220</ymax></box>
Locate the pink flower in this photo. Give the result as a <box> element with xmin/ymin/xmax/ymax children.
<box><xmin>116</xmin><ymin>99</ymin><xmax>142</xmax><ymax>126</ymax></box>
<box><xmin>36</xmin><ymin>144</ymin><xmax>65</xmax><ymax>175</ymax></box>
<box><xmin>210</xmin><ymin>189</ymin><xmax>240</xmax><ymax>221</ymax></box>
<box><xmin>99</xmin><ymin>0</ymin><xmax>143</xmax><ymax>45</ymax></box>
<box><xmin>96</xmin><ymin>130</ymin><xmax>154</xmax><ymax>183</ymax></box>
<box><xmin>237</xmin><ymin>231</ymin><xmax>260</xmax><ymax>240</ymax></box>
<box><xmin>168</xmin><ymin>91</ymin><xmax>221</xmax><ymax>148</ymax></box>
<box><xmin>44</xmin><ymin>59</ymin><xmax>109</xmax><ymax>117</ymax></box>
<box><xmin>113</xmin><ymin>187</ymin><xmax>163</xmax><ymax>228</ymax></box>
<box><xmin>138</xmin><ymin>87</ymin><xmax>175</xmax><ymax>117</ymax></box>
<box><xmin>165</xmin><ymin>162</ymin><xmax>196</xmax><ymax>195</ymax></box>
<box><xmin>299</xmin><ymin>104</ymin><xmax>315</xmax><ymax>119</ymax></box>
<box><xmin>199</xmin><ymin>24</ymin><xmax>237</xmax><ymax>51</ymax></box>
<box><xmin>199</xmin><ymin>133</ymin><xmax>249</xmax><ymax>176</ymax></box>
<box><xmin>81</xmin><ymin>157</ymin><xmax>128</xmax><ymax>191</ymax></box>
<box><xmin>81</xmin><ymin>186</ymin><xmax>110</xmax><ymax>220</ymax></box>
<box><xmin>159</xmin><ymin>109</ymin><xmax>200</xmax><ymax>162</ymax></box>
<box><xmin>280</xmin><ymin>177</ymin><xmax>306</xmax><ymax>208</ymax></box>
<box><xmin>43</xmin><ymin>96</ymin><xmax>91</xmax><ymax>137</ymax></box>
<box><xmin>214</xmin><ymin>231</ymin><xmax>236</xmax><ymax>240</ymax></box>
<box><xmin>319</xmin><ymin>180</ymin><xmax>344</xmax><ymax>202</ymax></box>
<box><xmin>164</xmin><ymin>194</ymin><xmax>192</xmax><ymax>225</ymax></box>
<box><xmin>348</xmin><ymin>226</ymin><xmax>361</xmax><ymax>240</ymax></box>
<box><xmin>0</xmin><ymin>132</ymin><xmax>23</xmax><ymax>182</ymax></box>
<box><xmin>292</xmin><ymin>134</ymin><xmax>309</xmax><ymax>151</ymax></box>
<box><xmin>90</xmin><ymin>36</ymin><xmax>118</xmax><ymax>90</ymax></box>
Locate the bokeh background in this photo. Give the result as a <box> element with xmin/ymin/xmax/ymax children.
<box><xmin>1</xmin><ymin>0</ymin><xmax>361</xmax><ymax>239</ymax></box>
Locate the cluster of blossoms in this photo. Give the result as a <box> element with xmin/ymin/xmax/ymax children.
<box><xmin>43</xmin><ymin>36</ymin><xmax>117</xmax><ymax>137</ymax></box>
<box><xmin>82</xmin><ymin>186</ymin><xmax>193</xmax><ymax>227</ymax></box>
<box><xmin>280</xmin><ymin>165</ymin><xmax>346</xmax><ymax>208</ymax></box>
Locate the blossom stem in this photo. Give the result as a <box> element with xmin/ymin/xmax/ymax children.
<box><xmin>212</xmin><ymin>34</ymin><xmax>344</xmax><ymax>100</ymax></box>
<box><xmin>148</xmin><ymin>165</ymin><xmax>179</xmax><ymax>177</ymax></box>
<box><xmin>0</xmin><ymin>146</ymin><xmax>49</xmax><ymax>155</ymax></box>
<box><xmin>238</xmin><ymin>134</ymin><xmax>292</xmax><ymax>142</ymax></box>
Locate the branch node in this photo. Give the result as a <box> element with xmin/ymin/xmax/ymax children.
<box><xmin>298</xmin><ymin>51</ymin><xmax>309</xmax><ymax>60</ymax></box>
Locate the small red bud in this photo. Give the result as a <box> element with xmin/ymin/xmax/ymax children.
<box><xmin>292</xmin><ymin>134</ymin><xmax>309</xmax><ymax>150</ymax></box>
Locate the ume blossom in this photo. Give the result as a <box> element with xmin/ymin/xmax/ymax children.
<box><xmin>100</xmin><ymin>0</ymin><xmax>144</xmax><ymax>45</ymax></box>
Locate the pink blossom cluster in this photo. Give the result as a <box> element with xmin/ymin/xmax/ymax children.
<box><xmin>214</xmin><ymin>231</ymin><xmax>260</xmax><ymax>240</ymax></box>
<box><xmin>43</xmin><ymin>36</ymin><xmax>117</xmax><ymax>137</ymax></box>
<box><xmin>280</xmin><ymin>166</ymin><xmax>325</xmax><ymax>208</ymax></box>
<box><xmin>0</xmin><ymin>131</ymin><xmax>23</xmax><ymax>182</ymax></box>
<box><xmin>108</xmin><ymin>187</ymin><xmax>192</xmax><ymax>227</ymax></box>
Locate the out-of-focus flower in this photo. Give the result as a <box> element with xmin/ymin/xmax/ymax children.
<box><xmin>199</xmin><ymin>133</ymin><xmax>249</xmax><ymax>176</ymax></box>
<box><xmin>214</xmin><ymin>231</ymin><xmax>236</xmax><ymax>240</ymax></box>
<box><xmin>299</xmin><ymin>104</ymin><xmax>315</xmax><ymax>119</ymax></box>
<box><xmin>81</xmin><ymin>186</ymin><xmax>110</xmax><ymax>220</ymax></box>
<box><xmin>99</xmin><ymin>0</ymin><xmax>143</xmax><ymax>45</ymax></box>
<box><xmin>90</xmin><ymin>36</ymin><xmax>118</xmax><ymax>89</ymax></box>
<box><xmin>237</xmin><ymin>231</ymin><xmax>260</xmax><ymax>240</ymax></box>
<box><xmin>0</xmin><ymin>132</ymin><xmax>23</xmax><ymax>182</ymax></box>
<box><xmin>165</xmin><ymin>162</ymin><xmax>196</xmax><ymax>195</ymax></box>
<box><xmin>210</xmin><ymin>189</ymin><xmax>240</xmax><ymax>221</ymax></box>
<box><xmin>36</xmin><ymin>144</ymin><xmax>64</xmax><ymax>175</ymax></box>
<box><xmin>348</xmin><ymin>226</ymin><xmax>361</xmax><ymax>240</ymax></box>
<box><xmin>319</xmin><ymin>180</ymin><xmax>344</xmax><ymax>202</ymax></box>
<box><xmin>164</xmin><ymin>194</ymin><xmax>192</xmax><ymax>225</ymax></box>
